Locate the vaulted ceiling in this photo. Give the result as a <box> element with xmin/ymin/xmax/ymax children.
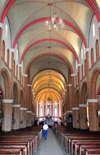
<box><xmin>0</xmin><ymin>0</ymin><xmax>100</xmax><ymax>103</ymax></box>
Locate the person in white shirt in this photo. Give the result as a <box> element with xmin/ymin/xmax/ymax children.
<box><xmin>43</xmin><ymin>122</ymin><xmax>49</xmax><ymax>140</ymax></box>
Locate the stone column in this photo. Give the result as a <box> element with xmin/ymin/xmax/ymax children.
<box><xmin>98</xmin><ymin>23</ymin><xmax>100</xmax><ymax>55</ymax></box>
<box><xmin>78</xmin><ymin>64</ymin><xmax>81</xmax><ymax>104</ymax></box>
<box><xmin>2</xmin><ymin>99</ymin><xmax>13</xmax><ymax>132</ymax></box>
<box><xmin>71</xmin><ymin>74</ymin><xmax>75</xmax><ymax>108</ymax></box>
<box><xmin>0</xmin><ymin>23</ymin><xmax>3</xmax><ymax>77</ymax></box>
<box><xmin>87</xmin><ymin>99</ymin><xmax>99</xmax><ymax>131</ymax></box>
<box><xmin>79</xmin><ymin>104</ymin><xmax>87</xmax><ymax>129</ymax></box>
<box><xmin>27</xmin><ymin>84</ymin><xmax>32</xmax><ymax>110</ymax></box>
<box><xmin>23</xmin><ymin>74</ymin><xmax>28</xmax><ymax>107</ymax></box>
<box><xmin>20</xmin><ymin>107</ymin><xmax>27</xmax><ymax>129</ymax></box>
<box><xmin>12</xmin><ymin>104</ymin><xmax>20</xmax><ymax>130</ymax></box>
<box><xmin>72</xmin><ymin>107</ymin><xmax>79</xmax><ymax>128</ymax></box>
<box><xmin>85</xmin><ymin>49</ymin><xmax>91</xmax><ymax>98</ymax></box>
<box><xmin>26</xmin><ymin>111</ymin><xmax>32</xmax><ymax>127</ymax></box>
<box><xmin>51</xmin><ymin>104</ymin><xmax>53</xmax><ymax>116</ymax></box>
<box><xmin>18</xmin><ymin>65</ymin><xmax>22</xmax><ymax>105</ymax></box>
<box><xmin>10</xmin><ymin>49</ymin><xmax>14</xmax><ymax>99</ymax></box>
<box><xmin>38</xmin><ymin>103</ymin><xmax>40</xmax><ymax>116</ymax></box>
<box><xmin>66</xmin><ymin>84</ymin><xmax>72</xmax><ymax>111</ymax></box>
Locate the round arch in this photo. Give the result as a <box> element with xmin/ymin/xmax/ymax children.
<box><xmin>25</xmin><ymin>53</ymin><xmax>74</xmax><ymax>74</ymax></box>
<box><xmin>81</xmin><ymin>82</ymin><xmax>87</xmax><ymax>104</ymax></box>
<box><xmin>20</xmin><ymin>39</ymin><xmax>79</xmax><ymax>64</ymax></box>
<box><xmin>1</xmin><ymin>68</ymin><xmax>10</xmax><ymax>99</ymax></box>
<box><xmin>91</xmin><ymin>68</ymin><xmax>100</xmax><ymax>99</ymax></box>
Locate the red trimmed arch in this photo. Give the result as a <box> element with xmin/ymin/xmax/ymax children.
<box><xmin>20</xmin><ymin>38</ymin><xmax>79</xmax><ymax>64</ymax></box>
<box><xmin>25</xmin><ymin>53</ymin><xmax>74</xmax><ymax>74</ymax></box>
<box><xmin>13</xmin><ymin>18</ymin><xmax>87</xmax><ymax>49</ymax></box>
<box><xmin>86</xmin><ymin>0</ymin><xmax>100</xmax><ymax>23</ymax></box>
<box><xmin>1</xmin><ymin>0</ymin><xmax>16</xmax><ymax>23</ymax></box>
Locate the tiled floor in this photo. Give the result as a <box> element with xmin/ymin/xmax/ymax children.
<box><xmin>35</xmin><ymin>129</ymin><xmax>67</xmax><ymax>155</ymax></box>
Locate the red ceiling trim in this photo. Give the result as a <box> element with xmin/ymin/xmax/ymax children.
<box><xmin>13</xmin><ymin>17</ymin><xmax>87</xmax><ymax>50</ymax></box>
<box><xmin>36</xmin><ymin>87</ymin><xmax>62</xmax><ymax>98</ymax></box>
<box><xmin>25</xmin><ymin>53</ymin><xmax>74</xmax><ymax>74</ymax></box>
<box><xmin>31</xmin><ymin>68</ymin><xmax>67</xmax><ymax>85</ymax></box>
<box><xmin>86</xmin><ymin>0</ymin><xmax>100</xmax><ymax>23</ymax></box>
<box><xmin>32</xmin><ymin>74</ymin><xmax>65</xmax><ymax>89</ymax></box>
<box><xmin>1</xmin><ymin>0</ymin><xmax>16</xmax><ymax>23</ymax></box>
<box><xmin>20</xmin><ymin>38</ymin><xmax>79</xmax><ymax>64</ymax></box>
<box><xmin>34</xmin><ymin>79</ymin><xmax>63</xmax><ymax>93</ymax></box>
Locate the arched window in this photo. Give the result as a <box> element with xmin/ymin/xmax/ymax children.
<box><xmin>91</xmin><ymin>48</ymin><xmax>94</xmax><ymax>67</ymax></box>
<box><xmin>7</xmin><ymin>49</ymin><xmax>9</xmax><ymax>67</ymax></box>
<box><xmin>5</xmin><ymin>24</ymin><xmax>8</xmax><ymax>38</ymax></box>
<box><xmin>93</xmin><ymin>23</ymin><xmax>95</xmax><ymax>38</ymax></box>
<box><xmin>81</xmin><ymin>49</ymin><xmax>83</xmax><ymax>59</ymax></box>
<box><xmin>2</xmin><ymin>40</ymin><xmax>5</xmax><ymax>61</ymax></box>
<box><xmin>54</xmin><ymin>107</ymin><xmax>57</xmax><ymax>116</ymax></box>
<box><xmin>96</xmin><ymin>39</ymin><xmax>99</xmax><ymax>60</ymax></box>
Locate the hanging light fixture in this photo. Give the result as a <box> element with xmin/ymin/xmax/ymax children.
<box><xmin>44</xmin><ymin>2</ymin><xmax>65</xmax><ymax>31</ymax></box>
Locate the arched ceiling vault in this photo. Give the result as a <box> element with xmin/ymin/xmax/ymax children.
<box><xmin>0</xmin><ymin>0</ymin><xmax>99</xmax><ymax>103</ymax></box>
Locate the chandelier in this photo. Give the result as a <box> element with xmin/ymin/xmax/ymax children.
<box><xmin>47</xmin><ymin>97</ymin><xmax>52</xmax><ymax>101</ymax></box>
<box><xmin>44</xmin><ymin>12</ymin><xmax>65</xmax><ymax>31</ymax></box>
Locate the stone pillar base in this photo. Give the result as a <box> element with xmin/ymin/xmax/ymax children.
<box><xmin>2</xmin><ymin>99</ymin><xmax>13</xmax><ymax>132</ymax></box>
<box><xmin>12</xmin><ymin>104</ymin><xmax>20</xmax><ymax>130</ymax></box>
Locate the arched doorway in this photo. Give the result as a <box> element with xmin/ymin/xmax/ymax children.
<box><xmin>1</xmin><ymin>69</ymin><xmax>10</xmax><ymax>99</ymax></box>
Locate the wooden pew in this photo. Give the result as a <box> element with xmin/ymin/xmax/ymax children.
<box><xmin>75</xmin><ymin>141</ymin><xmax>100</xmax><ymax>155</ymax></box>
<box><xmin>0</xmin><ymin>126</ymin><xmax>42</xmax><ymax>155</ymax></box>
<box><xmin>80</xmin><ymin>145</ymin><xmax>100</xmax><ymax>155</ymax></box>
<box><xmin>86</xmin><ymin>149</ymin><xmax>100</xmax><ymax>155</ymax></box>
<box><xmin>53</xmin><ymin>126</ymin><xmax>100</xmax><ymax>155</ymax></box>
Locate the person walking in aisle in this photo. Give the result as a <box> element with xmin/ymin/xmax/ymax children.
<box><xmin>43</xmin><ymin>122</ymin><xmax>49</xmax><ymax>140</ymax></box>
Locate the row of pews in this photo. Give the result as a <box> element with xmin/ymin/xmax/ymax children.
<box><xmin>0</xmin><ymin>126</ymin><xmax>42</xmax><ymax>155</ymax></box>
<box><xmin>52</xmin><ymin>126</ymin><xmax>100</xmax><ymax>155</ymax></box>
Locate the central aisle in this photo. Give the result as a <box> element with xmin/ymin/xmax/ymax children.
<box><xmin>35</xmin><ymin>129</ymin><xmax>66</xmax><ymax>155</ymax></box>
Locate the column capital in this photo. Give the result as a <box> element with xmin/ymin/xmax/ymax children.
<box><xmin>20</xmin><ymin>107</ymin><xmax>27</xmax><ymax>110</ymax></box>
<box><xmin>72</xmin><ymin>107</ymin><xmax>79</xmax><ymax>110</ymax></box>
<box><xmin>26</xmin><ymin>111</ymin><xmax>31</xmax><ymax>113</ymax></box>
<box><xmin>79</xmin><ymin>104</ymin><xmax>87</xmax><ymax>107</ymax></box>
<box><xmin>71</xmin><ymin>74</ymin><xmax>75</xmax><ymax>77</ymax></box>
<box><xmin>27</xmin><ymin>84</ymin><xmax>32</xmax><ymax>87</ymax></box>
<box><xmin>78</xmin><ymin>64</ymin><xmax>81</xmax><ymax>67</ymax></box>
<box><xmin>84</xmin><ymin>48</ymin><xmax>89</xmax><ymax>54</ymax></box>
<box><xmin>11</xmin><ymin>48</ymin><xmax>15</xmax><ymax>53</ymax></box>
<box><xmin>66</xmin><ymin>84</ymin><xmax>72</xmax><ymax>87</ymax></box>
<box><xmin>87</xmin><ymin>99</ymin><xmax>98</xmax><ymax>103</ymax></box>
<box><xmin>18</xmin><ymin>64</ymin><xmax>22</xmax><ymax>68</ymax></box>
<box><xmin>67</xmin><ymin>111</ymin><xmax>73</xmax><ymax>113</ymax></box>
<box><xmin>2</xmin><ymin>99</ymin><xmax>13</xmax><ymax>103</ymax></box>
<box><xmin>98</xmin><ymin>22</ymin><xmax>100</xmax><ymax>28</ymax></box>
<box><xmin>23</xmin><ymin>74</ymin><xmax>28</xmax><ymax>77</ymax></box>
<box><xmin>0</xmin><ymin>23</ymin><xmax>4</xmax><ymax>29</ymax></box>
<box><xmin>13</xmin><ymin>104</ymin><xmax>21</xmax><ymax>107</ymax></box>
